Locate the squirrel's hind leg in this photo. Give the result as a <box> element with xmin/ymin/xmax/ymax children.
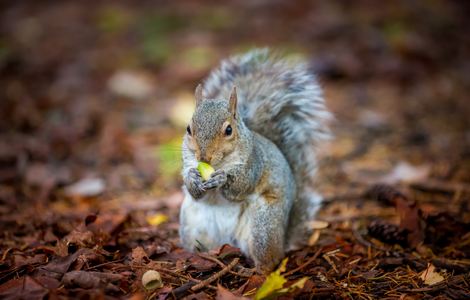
<box><xmin>242</xmin><ymin>195</ymin><xmax>287</xmax><ymax>274</ymax></box>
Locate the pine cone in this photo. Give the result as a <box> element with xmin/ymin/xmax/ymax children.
<box><xmin>367</xmin><ymin>220</ymin><xmax>408</xmax><ymax>246</ymax></box>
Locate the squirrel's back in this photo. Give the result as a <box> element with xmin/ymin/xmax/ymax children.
<box><xmin>202</xmin><ymin>49</ymin><xmax>332</xmax><ymax>248</ymax></box>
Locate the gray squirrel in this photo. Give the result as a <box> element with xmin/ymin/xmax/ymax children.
<box><xmin>179</xmin><ymin>49</ymin><xmax>332</xmax><ymax>273</ymax></box>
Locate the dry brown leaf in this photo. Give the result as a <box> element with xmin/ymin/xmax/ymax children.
<box><xmin>419</xmin><ymin>264</ymin><xmax>445</xmax><ymax>285</ymax></box>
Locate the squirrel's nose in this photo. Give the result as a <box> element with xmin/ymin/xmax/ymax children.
<box><xmin>200</xmin><ymin>152</ymin><xmax>212</xmax><ymax>163</ymax></box>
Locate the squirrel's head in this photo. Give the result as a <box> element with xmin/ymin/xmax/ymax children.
<box><xmin>185</xmin><ymin>85</ymin><xmax>240</xmax><ymax>165</ymax></box>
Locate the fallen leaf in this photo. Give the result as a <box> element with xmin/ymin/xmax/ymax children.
<box><xmin>254</xmin><ymin>258</ymin><xmax>288</xmax><ymax>300</ymax></box>
<box><xmin>277</xmin><ymin>277</ymin><xmax>309</xmax><ymax>294</ymax></box>
<box><xmin>308</xmin><ymin>229</ymin><xmax>321</xmax><ymax>246</ymax></box>
<box><xmin>37</xmin><ymin>248</ymin><xmax>93</xmax><ymax>279</ymax></box>
<box><xmin>216</xmin><ymin>284</ymin><xmax>249</xmax><ymax>300</ymax></box>
<box><xmin>254</xmin><ymin>258</ymin><xmax>308</xmax><ymax>300</ymax></box>
<box><xmin>308</xmin><ymin>220</ymin><xmax>329</xmax><ymax>229</ymax></box>
<box><xmin>62</xmin><ymin>270</ymin><xmax>123</xmax><ymax>289</ymax></box>
<box><xmin>87</xmin><ymin>212</ymin><xmax>128</xmax><ymax>236</ymax></box>
<box><xmin>420</xmin><ymin>264</ymin><xmax>445</xmax><ymax>285</ymax></box>
<box><xmin>189</xmin><ymin>255</ymin><xmax>217</xmax><ymax>271</ymax></box>
<box><xmin>146</xmin><ymin>213</ymin><xmax>169</xmax><ymax>226</ymax></box>
<box><xmin>131</xmin><ymin>246</ymin><xmax>149</xmax><ymax>265</ymax></box>
<box><xmin>380</xmin><ymin>162</ymin><xmax>430</xmax><ymax>184</ymax></box>
<box><xmin>107</xmin><ymin>70</ymin><xmax>155</xmax><ymax>100</ymax></box>
<box><xmin>238</xmin><ymin>275</ymin><xmax>264</xmax><ymax>297</ymax></box>
<box><xmin>0</xmin><ymin>276</ymin><xmax>48</xmax><ymax>300</ymax></box>
<box><xmin>33</xmin><ymin>276</ymin><xmax>61</xmax><ymax>290</ymax></box>
<box><xmin>211</xmin><ymin>244</ymin><xmax>242</xmax><ymax>259</ymax></box>
<box><xmin>64</xmin><ymin>177</ymin><xmax>105</xmax><ymax>197</ymax></box>
<box><xmin>12</xmin><ymin>254</ymin><xmax>48</xmax><ymax>268</ymax></box>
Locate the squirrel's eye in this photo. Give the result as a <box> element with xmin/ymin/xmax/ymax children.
<box><xmin>186</xmin><ymin>125</ymin><xmax>191</xmax><ymax>135</ymax></box>
<box><xmin>225</xmin><ymin>125</ymin><xmax>232</xmax><ymax>136</ymax></box>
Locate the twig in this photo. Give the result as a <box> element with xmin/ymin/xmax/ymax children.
<box><xmin>284</xmin><ymin>247</ymin><xmax>323</xmax><ymax>276</ymax></box>
<box><xmin>170</xmin><ymin>275</ymin><xmax>217</xmax><ymax>298</ymax></box>
<box><xmin>156</xmin><ymin>267</ymin><xmax>201</xmax><ymax>282</ymax></box>
<box><xmin>86</xmin><ymin>258</ymin><xmax>125</xmax><ymax>270</ymax></box>
<box><xmin>323</xmin><ymin>254</ymin><xmax>339</xmax><ymax>274</ymax></box>
<box><xmin>197</xmin><ymin>253</ymin><xmax>252</xmax><ymax>278</ymax></box>
<box><xmin>197</xmin><ymin>253</ymin><xmax>226</xmax><ymax>268</ymax></box>
<box><xmin>191</xmin><ymin>258</ymin><xmax>239</xmax><ymax>291</ymax></box>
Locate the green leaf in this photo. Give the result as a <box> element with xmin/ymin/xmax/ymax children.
<box><xmin>255</xmin><ymin>259</ymin><xmax>308</xmax><ymax>300</ymax></box>
<box><xmin>277</xmin><ymin>277</ymin><xmax>308</xmax><ymax>293</ymax></box>
<box><xmin>254</xmin><ymin>259</ymin><xmax>288</xmax><ymax>300</ymax></box>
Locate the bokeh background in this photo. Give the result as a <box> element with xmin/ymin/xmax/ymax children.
<box><xmin>1</xmin><ymin>1</ymin><xmax>470</xmax><ymax>298</ymax></box>
<box><xmin>1</xmin><ymin>0</ymin><xmax>469</xmax><ymax>240</ymax></box>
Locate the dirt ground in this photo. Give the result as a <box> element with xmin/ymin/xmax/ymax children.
<box><xmin>0</xmin><ymin>1</ymin><xmax>469</xmax><ymax>299</ymax></box>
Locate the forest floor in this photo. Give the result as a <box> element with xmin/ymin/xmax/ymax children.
<box><xmin>0</xmin><ymin>1</ymin><xmax>469</xmax><ymax>299</ymax></box>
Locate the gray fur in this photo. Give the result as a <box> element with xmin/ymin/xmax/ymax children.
<box><xmin>203</xmin><ymin>49</ymin><xmax>332</xmax><ymax>248</ymax></box>
<box><xmin>184</xmin><ymin>168</ymin><xmax>205</xmax><ymax>199</ymax></box>
<box><xmin>180</xmin><ymin>49</ymin><xmax>331</xmax><ymax>271</ymax></box>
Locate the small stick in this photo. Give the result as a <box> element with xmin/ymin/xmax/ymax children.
<box><xmin>171</xmin><ymin>279</ymin><xmax>216</xmax><ymax>299</ymax></box>
<box><xmin>86</xmin><ymin>259</ymin><xmax>125</xmax><ymax>270</ymax></box>
<box><xmin>197</xmin><ymin>253</ymin><xmax>226</xmax><ymax>268</ymax></box>
<box><xmin>191</xmin><ymin>258</ymin><xmax>239</xmax><ymax>291</ymax></box>
<box><xmin>323</xmin><ymin>254</ymin><xmax>339</xmax><ymax>274</ymax></box>
<box><xmin>156</xmin><ymin>267</ymin><xmax>201</xmax><ymax>282</ymax></box>
<box><xmin>198</xmin><ymin>253</ymin><xmax>252</xmax><ymax>278</ymax></box>
<box><xmin>284</xmin><ymin>247</ymin><xmax>323</xmax><ymax>276</ymax></box>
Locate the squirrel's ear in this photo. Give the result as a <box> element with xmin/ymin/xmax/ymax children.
<box><xmin>229</xmin><ymin>86</ymin><xmax>238</xmax><ymax>119</ymax></box>
<box><xmin>195</xmin><ymin>84</ymin><xmax>204</xmax><ymax>105</ymax></box>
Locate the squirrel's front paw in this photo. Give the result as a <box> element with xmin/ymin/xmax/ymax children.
<box><xmin>185</xmin><ymin>168</ymin><xmax>206</xmax><ymax>199</ymax></box>
<box><xmin>202</xmin><ymin>169</ymin><xmax>227</xmax><ymax>190</ymax></box>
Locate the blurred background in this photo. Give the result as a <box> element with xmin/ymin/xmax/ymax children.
<box><xmin>0</xmin><ymin>0</ymin><xmax>469</xmax><ymax>217</ymax></box>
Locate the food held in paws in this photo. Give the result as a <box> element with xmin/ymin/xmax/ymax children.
<box><xmin>197</xmin><ymin>161</ymin><xmax>215</xmax><ymax>181</ymax></box>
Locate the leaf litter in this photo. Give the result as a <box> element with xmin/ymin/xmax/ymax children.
<box><xmin>1</xmin><ymin>0</ymin><xmax>470</xmax><ymax>299</ymax></box>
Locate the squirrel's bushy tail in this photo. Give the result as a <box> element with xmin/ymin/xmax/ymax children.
<box><xmin>203</xmin><ymin>49</ymin><xmax>332</xmax><ymax>249</ymax></box>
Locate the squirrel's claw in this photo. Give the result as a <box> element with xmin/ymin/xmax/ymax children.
<box><xmin>202</xmin><ymin>170</ymin><xmax>227</xmax><ymax>190</ymax></box>
<box><xmin>186</xmin><ymin>168</ymin><xmax>206</xmax><ymax>199</ymax></box>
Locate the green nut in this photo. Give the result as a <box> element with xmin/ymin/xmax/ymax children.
<box><xmin>197</xmin><ymin>162</ymin><xmax>215</xmax><ymax>181</ymax></box>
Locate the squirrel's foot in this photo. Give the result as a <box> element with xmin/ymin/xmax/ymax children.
<box><xmin>202</xmin><ymin>169</ymin><xmax>227</xmax><ymax>190</ymax></box>
<box><xmin>255</xmin><ymin>263</ymin><xmax>276</xmax><ymax>275</ymax></box>
<box><xmin>186</xmin><ymin>168</ymin><xmax>206</xmax><ymax>199</ymax></box>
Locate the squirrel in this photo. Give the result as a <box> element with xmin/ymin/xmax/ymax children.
<box><xmin>179</xmin><ymin>49</ymin><xmax>332</xmax><ymax>273</ymax></box>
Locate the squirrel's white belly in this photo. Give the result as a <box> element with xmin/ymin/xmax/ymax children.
<box><xmin>180</xmin><ymin>189</ymin><xmax>252</xmax><ymax>254</ymax></box>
